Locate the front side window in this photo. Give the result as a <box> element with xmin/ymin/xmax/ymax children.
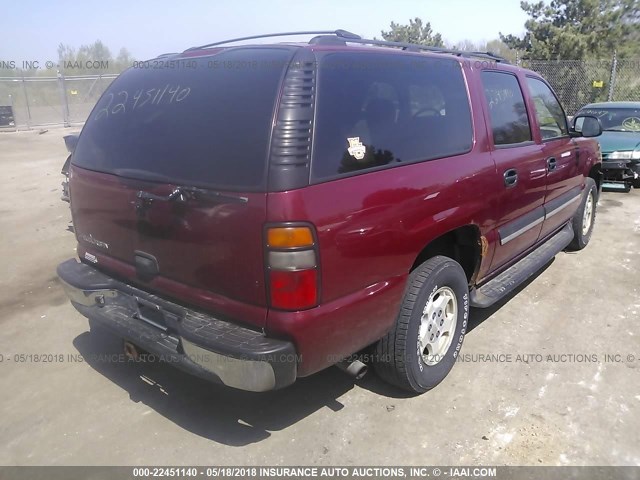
<box><xmin>481</xmin><ymin>71</ymin><xmax>532</xmax><ymax>146</ymax></box>
<box><xmin>526</xmin><ymin>77</ymin><xmax>568</xmax><ymax>140</ymax></box>
<box><xmin>312</xmin><ymin>53</ymin><xmax>473</xmax><ymax>180</ymax></box>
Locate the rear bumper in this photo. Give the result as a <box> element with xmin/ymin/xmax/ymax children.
<box><xmin>57</xmin><ymin>259</ymin><xmax>297</xmax><ymax>392</ymax></box>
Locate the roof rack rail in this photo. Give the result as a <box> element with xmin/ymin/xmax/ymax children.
<box><xmin>469</xmin><ymin>51</ymin><xmax>507</xmax><ymax>62</ymax></box>
<box><xmin>185</xmin><ymin>29</ymin><xmax>361</xmax><ymax>51</ymax></box>
<box><xmin>183</xmin><ymin>30</ymin><xmax>508</xmax><ymax>63</ymax></box>
<box><xmin>310</xmin><ymin>34</ymin><xmax>509</xmax><ymax>63</ymax></box>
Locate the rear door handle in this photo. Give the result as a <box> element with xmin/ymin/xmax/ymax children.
<box><xmin>547</xmin><ymin>157</ymin><xmax>557</xmax><ymax>172</ymax></box>
<box><xmin>503</xmin><ymin>168</ymin><xmax>518</xmax><ymax>188</ymax></box>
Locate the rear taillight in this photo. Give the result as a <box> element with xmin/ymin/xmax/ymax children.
<box><xmin>266</xmin><ymin>226</ymin><xmax>319</xmax><ymax>310</ymax></box>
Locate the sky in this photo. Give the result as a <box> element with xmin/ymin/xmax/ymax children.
<box><xmin>2</xmin><ymin>0</ymin><xmax>529</xmax><ymax>63</ymax></box>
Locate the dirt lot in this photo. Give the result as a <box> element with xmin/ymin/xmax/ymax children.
<box><xmin>1</xmin><ymin>129</ymin><xmax>639</xmax><ymax>466</ymax></box>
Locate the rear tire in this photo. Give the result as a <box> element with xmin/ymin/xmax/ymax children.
<box><xmin>568</xmin><ymin>178</ymin><xmax>597</xmax><ymax>251</ymax></box>
<box><xmin>374</xmin><ymin>256</ymin><xmax>469</xmax><ymax>394</ymax></box>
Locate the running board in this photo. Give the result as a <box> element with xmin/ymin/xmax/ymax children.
<box><xmin>470</xmin><ymin>223</ymin><xmax>574</xmax><ymax>308</ymax></box>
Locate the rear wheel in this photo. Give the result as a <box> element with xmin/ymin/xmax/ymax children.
<box><xmin>568</xmin><ymin>178</ymin><xmax>597</xmax><ymax>250</ymax></box>
<box><xmin>374</xmin><ymin>255</ymin><xmax>469</xmax><ymax>393</ymax></box>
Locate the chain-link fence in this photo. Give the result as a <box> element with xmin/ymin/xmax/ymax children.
<box><xmin>0</xmin><ymin>73</ymin><xmax>117</xmax><ymax>130</ymax></box>
<box><xmin>521</xmin><ymin>56</ymin><xmax>640</xmax><ymax>115</ymax></box>
<box><xmin>1</xmin><ymin>55</ymin><xmax>639</xmax><ymax>129</ymax></box>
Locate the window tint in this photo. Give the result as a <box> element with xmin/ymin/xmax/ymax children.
<box><xmin>526</xmin><ymin>77</ymin><xmax>568</xmax><ymax>139</ymax></box>
<box><xmin>72</xmin><ymin>48</ymin><xmax>291</xmax><ymax>190</ymax></box>
<box><xmin>312</xmin><ymin>53</ymin><xmax>473</xmax><ymax>179</ymax></box>
<box><xmin>481</xmin><ymin>72</ymin><xmax>531</xmax><ymax>145</ymax></box>
<box><xmin>409</xmin><ymin>84</ymin><xmax>446</xmax><ymax>116</ymax></box>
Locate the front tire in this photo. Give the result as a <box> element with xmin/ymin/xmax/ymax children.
<box><xmin>568</xmin><ymin>178</ymin><xmax>597</xmax><ymax>251</ymax></box>
<box><xmin>374</xmin><ymin>256</ymin><xmax>469</xmax><ymax>394</ymax></box>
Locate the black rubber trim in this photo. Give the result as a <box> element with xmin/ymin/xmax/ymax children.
<box><xmin>498</xmin><ymin>205</ymin><xmax>545</xmax><ymax>244</ymax></box>
<box><xmin>57</xmin><ymin>259</ymin><xmax>297</xmax><ymax>389</ymax></box>
<box><xmin>543</xmin><ymin>186</ymin><xmax>582</xmax><ymax>215</ymax></box>
<box><xmin>58</xmin><ymin>259</ymin><xmax>118</xmax><ymax>290</ymax></box>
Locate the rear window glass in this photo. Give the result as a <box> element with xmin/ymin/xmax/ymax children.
<box><xmin>72</xmin><ymin>48</ymin><xmax>292</xmax><ymax>190</ymax></box>
<box><xmin>312</xmin><ymin>53</ymin><xmax>473</xmax><ymax>180</ymax></box>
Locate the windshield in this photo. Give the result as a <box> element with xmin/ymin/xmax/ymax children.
<box><xmin>577</xmin><ymin>107</ymin><xmax>640</xmax><ymax>132</ymax></box>
<box><xmin>72</xmin><ymin>47</ymin><xmax>292</xmax><ymax>191</ymax></box>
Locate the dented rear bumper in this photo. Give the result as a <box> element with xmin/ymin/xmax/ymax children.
<box><xmin>56</xmin><ymin>259</ymin><xmax>297</xmax><ymax>392</ymax></box>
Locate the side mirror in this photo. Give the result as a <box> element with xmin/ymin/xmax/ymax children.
<box><xmin>571</xmin><ymin>115</ymin><xmax>602</xmax><ymax>138</ymax></box>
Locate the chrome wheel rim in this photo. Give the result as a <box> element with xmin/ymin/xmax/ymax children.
<box><xmin>582</xmin><ymin>191</ymin><xmax>594</xmax><ymax>236</ymax></box>
<box><xmin>418</xmin><ymin>286</ymin><xmax>458</xmax><ymax>366</ymax></box>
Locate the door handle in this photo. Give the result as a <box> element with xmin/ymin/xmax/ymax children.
<box><xmin>503</xmin><ymin>168</ymin><xmax>518</xmax><ymax>188</ymax></box>
<box><xmin>547</xmin><ymin>157</ymin><xmax>557</xmax><ymax>172</ymax></box>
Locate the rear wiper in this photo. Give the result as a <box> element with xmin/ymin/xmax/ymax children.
<box><xmin>137</xmin><ymin>186</ymin><xmax>248</xmax><ymax>204</ymax></box>
<box><xmin>135</xmin><ymin>186</ymin><xmax>248</xmax><ymax>216</ymax></box>
<box><xmin>136</xmin><ymin>188</ymin><xmax>183</xmax><ymax>203</ymax></box>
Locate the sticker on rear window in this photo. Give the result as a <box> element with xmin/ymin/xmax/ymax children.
<box><xmin>622</xmin><ymin>117</ymin><xmax>640</xmax><ymax>131</ymax></box>
<box><xmin>347</xmin><ymin>137</ymin><xmax>366</xmax><ymax>160</ymax></box>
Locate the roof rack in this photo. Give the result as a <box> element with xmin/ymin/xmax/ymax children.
<box><xmin>311</xmin><ymin>34</ymin><xmax>508</xmax><ymax>63</ymax></box>
<box><xmin>185</xmin><ymin>29</ymin><xmax>361</xmax><ymax>51</ymax></box>
<box><xmin>184</xmin><ymin>30</ymin><xmax>508</xmax><ymax>63</ymax></box>
<box><xmin>469</xmin><ymin>51</ymin><xmax>508</xmax><ymax>62</ymax></box>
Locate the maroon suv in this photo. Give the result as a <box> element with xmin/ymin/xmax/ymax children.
<box><xmin>57</xmin><ymin>30</ymin><xmax>603</xmax><ymax>393</ymax></box>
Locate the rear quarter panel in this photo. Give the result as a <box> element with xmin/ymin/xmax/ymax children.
<box><xmin>266</xmin><ymin>149</ymin><xmax>498</xmax><ymax>375</ymax></box>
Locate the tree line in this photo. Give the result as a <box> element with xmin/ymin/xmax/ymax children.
<box><xmin>381</xmin><ymin>0</ymin><xmax>640</xmax><ymax>60</ymax></box>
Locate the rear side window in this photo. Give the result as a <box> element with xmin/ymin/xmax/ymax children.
<box><xmin>481</xmin><ymin>71</ymin><xmax>532</xmax><ymax>146</ymax></box>
<box><xmin>526</xmin><ymin>77</ymin><xmax>568</xmax><ymax>140</ymax></box>
<box><xmin>312</xmin><ymin>53</ymin><xmax>473</xmax><ymax>179</ymax></box>
<box><xmin>72</xmin><ymin>48</ymin><xmax>292</xmax><ymax>191</ymax></box>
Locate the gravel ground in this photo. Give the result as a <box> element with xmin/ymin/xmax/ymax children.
<box><xmin>0</xmin><ymin>128</ymin><xmax>639</xmax><ymax>466</ymax></box>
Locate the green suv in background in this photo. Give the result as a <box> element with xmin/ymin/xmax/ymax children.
<box><xmin>575</xmin><ymin>102</ymin><xmax>640</xmax><ymax>192</ymax></box>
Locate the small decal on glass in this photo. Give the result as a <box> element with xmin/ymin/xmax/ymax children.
<box><xmin>347</xmin><ymin>137</ymin><xmax>366</xmax><ymax>160</ymax></box>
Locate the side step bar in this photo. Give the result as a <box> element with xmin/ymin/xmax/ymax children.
<box><xmin>470</xmin><ymin>223</ymin><xmax>574</xmax><ymax>308</ymax></box>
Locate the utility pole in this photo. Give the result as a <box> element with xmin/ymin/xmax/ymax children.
<box><xmin>607</xmin><ymin>50</ymin><xmax>618</xmax><ymax>102</ymax></box>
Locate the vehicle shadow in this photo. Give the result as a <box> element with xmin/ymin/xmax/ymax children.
<box><xmin>72</xmin><ymin>329</ymin><xmax>355</xmax><ymax>446</ymax></box>
<box><xmin>72</xmin><ymin>259</ymin><xmax>556</xmax><ymax>440</ymax></box>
